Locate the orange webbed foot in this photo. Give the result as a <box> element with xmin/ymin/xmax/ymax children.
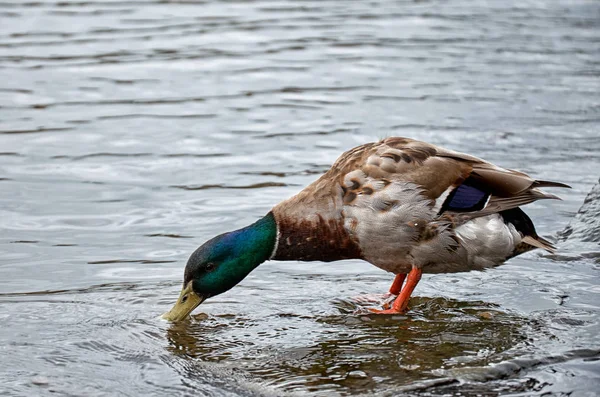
<box><xmin>368</xmin><ymin>307</ymin><xmax>408</xmax><ymax>315</ymax></box>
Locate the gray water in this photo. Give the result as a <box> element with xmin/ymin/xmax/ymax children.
<box><xmin>1</xmin><ymin>0</ymin><xmax>600</xmax><ymax>396</ymax></box>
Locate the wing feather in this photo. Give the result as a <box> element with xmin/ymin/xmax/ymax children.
<box><xmin>273</xmin><ymin>136</ymin><xmax>568</xmax><ymax>270</ymax></box>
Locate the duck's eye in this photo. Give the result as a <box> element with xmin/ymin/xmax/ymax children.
<box><xmin>181</xmin><ymin>294</ymin><xmax>188</xmax><ymax>303</ymax></box>
<box><xmin>205</xmin><ymin>262</ymin><xmax>216</xmax><ymax>271</ymax></box>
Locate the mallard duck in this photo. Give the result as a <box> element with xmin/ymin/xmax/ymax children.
<box><xmin>163</xmin><ymin>137</ymin><xmax>569</xmax><ymax>321</ymax></box>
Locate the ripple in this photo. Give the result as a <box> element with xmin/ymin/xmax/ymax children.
<box><xmin>96</xmin><ymin>113</ymin><xmax>216</xmax><ymax>120</ymax></box>
<box><xmin>87</xmin><ymin>259</ymin><xmax>175</xmax><ymax>265</ymax></box>
<box><xmin>144</xmin><ymin>233</ymin><xmax>194</xmax><ymax>239</ymax></box>
<box><xmin>0</xmin><ymin>127</ymin><xmax>72</xmax><ymax>134</ymax></box>
<box><xmin>171</xmin><ymin>182</ymin><xmax>289</xmax><ymax>190</ymax></box>
<box><xmin>164</xmin><ymin>297</ymin><xmax>529</xmax><ymax>394</ymax></box>
<box><xmin>404</xmin><ymin>348</ymin><xmax>600</xmax><ymax>395</ymax></box>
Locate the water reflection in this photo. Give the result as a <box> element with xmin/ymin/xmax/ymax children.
<box><xmin>165</xmin><ymin>298</ymin><xmax>528</xmax><ymax>395</ymax></box>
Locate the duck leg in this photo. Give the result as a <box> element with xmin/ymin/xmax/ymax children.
<box><xmin>371</xmin><ymin>267</ymin><xmax>422</xmax><ymax>314</ymax></box>
<box><xmin>389</xmin><ymin>273</ymin><xmax>406</xmax><ymax>295</ymax></box>
<box><xmin>352</xmin><ymin>273</ymin><xmax>406</xmax><ymax>308</ymax></box>
<box><xmin>379</xmin><ymin>273</ymin><xmax>406</xmax><ymax>309</ymax></box>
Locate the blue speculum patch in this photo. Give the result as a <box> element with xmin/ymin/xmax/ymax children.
<box><xmin>442</xmin><ymin>182</ymin><xmax>489</xmax><ymax>212</ymax></box>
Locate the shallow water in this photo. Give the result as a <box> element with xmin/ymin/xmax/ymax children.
<box><xmin>1</xmin><ymin>0</ymin><xmax>600</xmax><ymax>395</ymax></box>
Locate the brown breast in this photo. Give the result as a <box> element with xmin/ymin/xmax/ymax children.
<box><xmin>271</xmin><ymin>213</ymin><xmax>363</xmax><ymax>262</ymax></box>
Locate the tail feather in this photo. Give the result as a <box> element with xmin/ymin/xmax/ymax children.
<box><xmin>533</xmin><ymin>180</ymin><xmax>571</xmax><ymax>190</ymax></box>
<box><xmin>521</xmin><ymin>235</ymin><xmax>555</xmax><ymax>253</ymax></box>
<box><xmin>531</xmin><ymin>188</ymin><xmax>562</xmax><ymax>201</ymax></box>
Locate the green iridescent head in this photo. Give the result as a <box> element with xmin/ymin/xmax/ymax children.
<box><xmin>162</xmin><ymin>213</ymin><xmax>277</xmax><ymax>321</ymax></box>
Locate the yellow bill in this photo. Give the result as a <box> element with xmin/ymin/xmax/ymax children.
<box><xmin>162</xmin><ymin>281</ymin><xmax>204</xmax><ymax>322</ymax></box>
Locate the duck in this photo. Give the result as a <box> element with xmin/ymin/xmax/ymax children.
<box><xmin>163</xmin><ymin>137</ymin><xmax>569</xmax><ymax>321</ymax></box>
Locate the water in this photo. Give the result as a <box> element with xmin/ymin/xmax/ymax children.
<box><xmin>1</xmin><ymin>0</ymin><xmax>599</xmax><ymax>395</ymax></box>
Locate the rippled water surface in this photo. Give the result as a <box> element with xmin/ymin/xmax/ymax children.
<box><xmin>1</xmin><ymin>0</ymin><xmax>600</xmax><ymax>395</ymax></box>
